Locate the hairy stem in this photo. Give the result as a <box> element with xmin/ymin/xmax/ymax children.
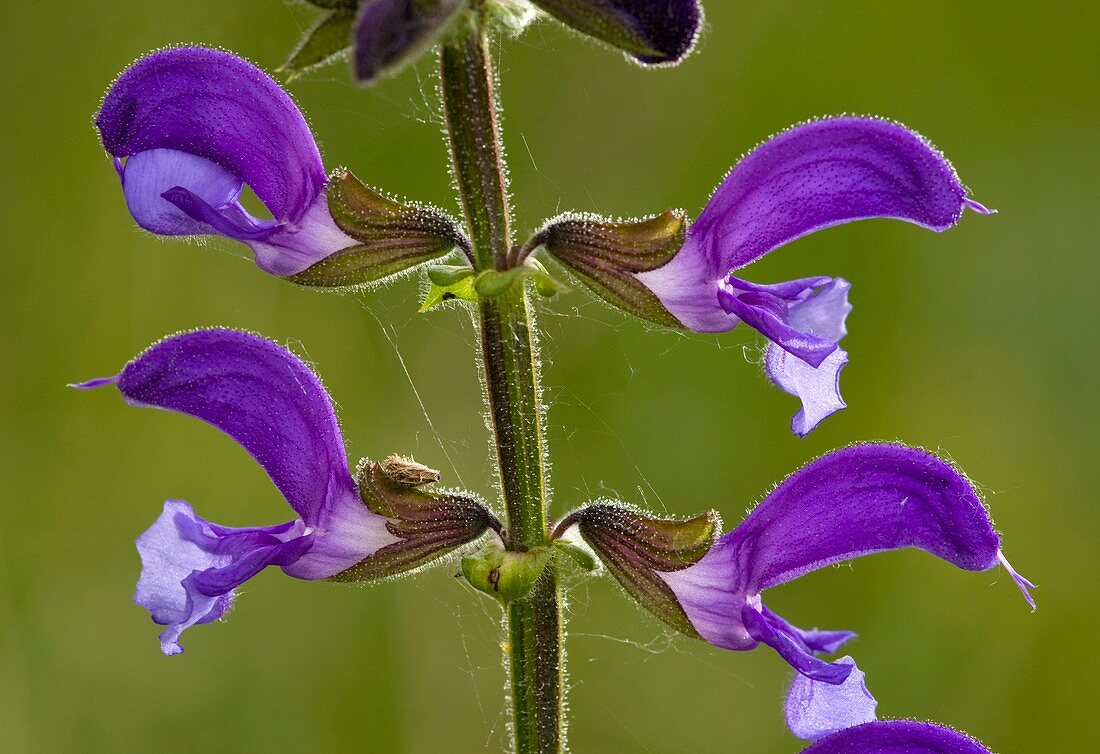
<box><xmin>440</xmin><ymin>20</ymin><xmax>564</xmax><ymax>754</ymax></box>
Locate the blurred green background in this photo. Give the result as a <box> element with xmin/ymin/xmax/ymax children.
<box><xmin>2</xmin><ymin>1</ymin><xmax>1097</xmax><ymax>751</ymax></box>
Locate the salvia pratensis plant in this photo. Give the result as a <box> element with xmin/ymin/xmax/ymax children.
<box><xmin>82</xmin><ymin>1</ymin><xmax>1034</xmax><ymax>751</ymax></box>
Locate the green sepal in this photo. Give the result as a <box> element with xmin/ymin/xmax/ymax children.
<box><xmin>329</xmin><ymin>459</ymin><xmax>498</xmax><ymax>582</ymax></box>
<box><xmin>575</xmin><ymin>504</ymin><xmax>721</xmax><ymax>638</ymax></box>
<box><xmin>461</xmin><ymin>541</ymin><xmax>553</xmax><ymax>607</ymax></box>
<box><xmin>529</xmin><ymin>0</ymin><xmax>665</xmax><ymax>62</ymax></box>
<box><xmin>537</xmin><ymin>210</ymin><xmax>687</xmax><ymax>328</ymax></box>
<box><xmin>526</xmin><ymin>258</ymin><xmax>565</xmax><ymax>297</ymax></box>
<box><xmin>558</xmin><ymin>255</ymin><xmax>682</xmax><ymax>328</ymax></box>
<box><xmin>427</xmin><ymin>264</ymin><xmax>476</xmax><ymax>287</ymax></box>
<box><xmin>419</xmin><ymin>274</ymin><xmax>479</xmax><ymax>311</ymax></box>
<box><xmin>552</xmin><ymin>540</ymin><xmax>600</xmax><ymax>573</ymax></box>
<box><xmin>291</xmin><ymin>170</ymin><xmax>468</xmax><ymax>289</ymax></box>
<box><xmin>473</xmin><ymin>263</ymin><xmax>569</xmax><ymax>301</ymax></box>
<box><xmin>280</xmin><ymin>10</ymin><xmax>355</xmax><ymax>80</ymax></box>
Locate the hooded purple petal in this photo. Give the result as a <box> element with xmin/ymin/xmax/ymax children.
<box><xmin>98</xmin><ymin>46</ymin><xmax>324</xmax><ymax>221</ymax></box>
<box><xmin>531</xmin><ymin>0</ymin><xmax>703</xmax><ymax>66</ymax></box>
<box><xmin>800</xmin><ymin>721</ymin><xmax>993</xmax><ymax>753</ymax></box>
<box><xmin>81</xmin><ymin>329</ymin><xmax>398</xmax><ymax>578</ymax></box>
<box><xmin>637</xmin><ymin>117</ymin><xmax>984</xmax><ymax>332</ymax></box>
<box><xmin>135</xmin><ymin>500</ymin><xmax>314</xmax><ymax>655</ymax></box>
<box><xmin>786</xmin><ymin>656</ymin><xmax>877</xmax><ymax>741</ymax></box>
<box><xmin>659</xmin><ymin>444</ymin><xmax>1033</xmax><ymax>675</ymax></box>
<box><xmin>96</xmin><ymin>47</ymin><xmax>354</xmax><ymax>274</ymax></box>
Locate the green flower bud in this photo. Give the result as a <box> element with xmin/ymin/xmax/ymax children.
<box><xmin>462</xmin><ymin>541</ymin><xmax>553</xmax><ymax>607</ymax></box>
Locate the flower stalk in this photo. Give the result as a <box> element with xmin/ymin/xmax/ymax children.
<box><xmin>440</xmin><ymin>19</ymin><xmax>563</xmax><ymax>754</ymax></box>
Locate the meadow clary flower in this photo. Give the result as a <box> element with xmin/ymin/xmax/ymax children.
<box><xmin>798</xmin><ymin>720</ymin><xmax>993</xmax><ymax>753</ymax></box>
<box><xmin>657</xmin><ymin>444</ymin><xmax>1034</xmax><ymax>683</ymax></box>
<box><xmin>76</xmin><ymin>329</ymin><xmax>492</xmax><ymax>654</ymax></box>
<box><xmin>635</xmin><ymin>117</ymin><xmax>993</xmax><ymax>434</ymax></box>
<box><xmin>95</xmin><ymin>47</ymin><xmax>356</xmax><ymax>276</ymax></box>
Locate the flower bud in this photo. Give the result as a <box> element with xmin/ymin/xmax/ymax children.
<box><xmin>331</xmin><ymin>459</ymin><xmax>499</xmax><ymax>581</ymax></box>
<box><xmin>461</xmin><ymin>541</ymin><xmax>553</xmax><ymax>607</ymax></box>
<box><xmin>529</xmin><ymin>0</ymin><xmax>703</xmax><ymax>66</ymax></box>
<box><xmin>537</xmin><ymin>211</ymin><xmax>686</xmax><ymax>327</ymax></box>
<box><xmin>570</xmin><ymin>503</ymin><xmax>720</xmax><ymax>637</ymax></box>
<box><xmin>473</xmin><ymin>260</ymin><xmax>569</xmax><ymax>300</ymax></box>
<box><xmin>291</xmin><ymin>170</ymin><xmax>469</xmax><ymax>288</ymax></box>
<box><xmin>353</xmin><ymin>0</ymin><xmax>466</xmax><ymax>84</ymax></box>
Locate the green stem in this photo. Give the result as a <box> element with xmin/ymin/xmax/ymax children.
<box><xmin>440</xmin><ymin>19</ymin><xmax>564</xmax><ymax>754</ymax></box>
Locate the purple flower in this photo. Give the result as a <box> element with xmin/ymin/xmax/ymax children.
<box><xmin>656</xmin><ymin>444</ymin><xmax>1034</xmax><ymax>683</ymax></box>
<box><xmin>95</xmin><ymin>47</ymin><xmax>356</xmax><ymax>276</ymax></box>
<box><xmin>75</xmin><ymin>329</ymin><xmax>491</xmax><ymax>654</ymax></box>
<box><xmin>635</xmin><ymin>117</ymin><xmax>993</xmax><ymax>435</ymax></box>
<box><xmin>798</xmin><ymin>720</ymin><xmax>993</xmax><ymax>753</ymax></box>
<box><xmin>786</xmin><ymin>656</ymin><xmax>877</xmax><ymax>740</ymax></box>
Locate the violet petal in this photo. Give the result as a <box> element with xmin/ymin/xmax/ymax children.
<box><xmin>96</xmin><ymin>47</ymin><xmax>354</xmax><ymax>274</ymax></box>
<box><xmin>637</xmin><ymin>117</ymin><xmax>981</xmax><ymax>331</ymax></box>
<box><xmin>726</xmin><ymin>444</ymin><xmax>1003</xmax><ymax>593</ymax></box>
<box><xmin>112</xmin><ymin>329</ymin><xmax>356</xmax><ymax>526</ymax></box>
<box><xmin>120</xmin><ymin>148</ymin><xmax>255</xmax><ymax>237</ymax></box>
<box><xmin>660</xmin><ymin>445</ymin><xmax>1031</xmax><ymax>675</ymax></box>
<box><xmin>90</xmin><ymin>329</ymin><xmax>399</xmax><ymax>578</ymax></box>
<box><xmin>766</xmin><ymin>344</ymin><xmax>849</xmax><ymax>437</ymax></box>
<box><xmin>786</xmin><ymin>656</ymin><xmax>877</xmax><ymax>741</ymax></box>
<box><xmin>97</xmin><ymin>47</ymin><xmax>325</xmax><ymax>222</ymax></box>
<box><xmin>719</xmin><ymin>276</ymin><xmax>850</xmax><ymax>367</ymax></box>
<box><xmin>743</xmin><ymin>604</ymin><xmax>854</xmax><ymax>683</ymax></box>
<box><xmin>800</xmin><ymin>720</ymin><xmax>993</xmax><ymax>753</ymax></box>
<box><xmin>135</xmin><ymin>500</ymin><xmax>313</xmax><ymax>655</ymax></box>
<box><xmin>762</xmin><ymin>606</ymin><xmax>857</xmax><ymax>654</ymax></box>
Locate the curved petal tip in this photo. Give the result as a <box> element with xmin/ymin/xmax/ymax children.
<box><xmin>964</xmin><ymin>197</ymin><xmax>997</xmax><ymax>215</ymax></box>
<box><xmin>997</xmin><ymin>550</ymin><xmax>1037</xmax><ymax>610</ymax></box>
<box><xmin>69</xmin><ymin>375</ymin><xmax>119</xmax><ymax>390</ymax></box>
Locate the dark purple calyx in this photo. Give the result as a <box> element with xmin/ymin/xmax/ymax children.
<box><xmin>571</xmin><ymin>503</ymin><xmax>720</xmax><ymax>637</ymax></box>
<box><xmin>290</xmin><ymin>169</ymin><xmax>470</xmax><ymax>288</ymax></box>
<box><xmin>531</xmin><ymin>0</ymin><xmax>703</xmax><ymax>66</ymax></box>
<box><xmin>537</xmin><ymin>210</ymin><xmax>686</xmax><ymax>327</ymax></box>
<box><xmin>331</xmin><ymin>458</ymin><xmax>501</xmax><ymax>581</ymax></box>
<box><xmin>353</xmin><ymin>0</ymin><xmax>466</xmax><ymax>84</ymax></box>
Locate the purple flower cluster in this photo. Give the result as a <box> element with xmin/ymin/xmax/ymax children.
<box><xmin>86</xmin><ymin>17</ymin><xmax>1031</xmax><ymax>749</ymax></box>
